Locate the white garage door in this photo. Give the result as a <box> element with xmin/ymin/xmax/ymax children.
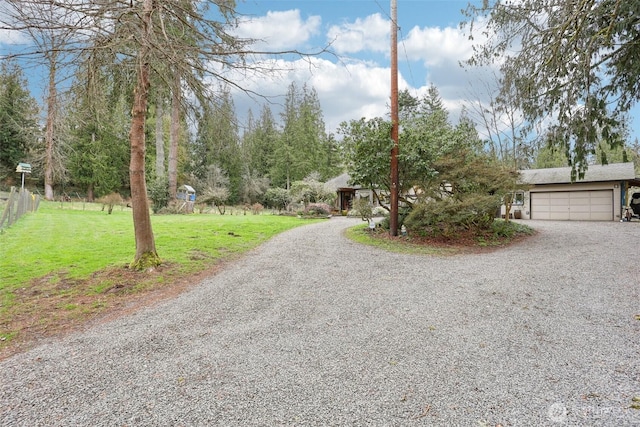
<box><xmin>530</xmin><ymin>190</ymin><xmax>613</xmax><ymax>220</ymax></box>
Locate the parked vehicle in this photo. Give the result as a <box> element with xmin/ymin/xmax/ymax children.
<box><xmin>624</xmin><ymin>192</ymin><xmax>640</xmax><ymax>221</ymax></box>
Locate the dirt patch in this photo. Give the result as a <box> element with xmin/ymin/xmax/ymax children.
<box><xmin>0</xmin><ymin>261</ymin><xmax>228</xmax><ymax>361</ymax></box>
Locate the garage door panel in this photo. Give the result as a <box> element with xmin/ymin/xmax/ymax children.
<box><xmin>531</xmin><ymin>190</ymin><xmax>613</xmax><ymax>221</ymax></box>
<box><xmin>570</xmin><ymin>205</ymin><xmax>590</xmax><ymax>213</ymax></box>
<box><xmin>548</xmin><ymin>192</ymin><xmax>567</xmax><ymax>199</ymax></box>
<box><xmin>548</xmin><ymin>212</ymin><xmax>569</xmax><ymax>220</ymax></box>
<box><xmin>549</xmin><ymin>206</ymin><xmax>569</xmax><ymax>213</ymax></box>
<box><xmin>569</xmin><ymin>197</ymin><xmax>590</xmax><ymax>205</ymax></box>
<box><xmin>570</xmin><ymin>212</ymin><xmax>592</xmax><ymax>220</ymax></box>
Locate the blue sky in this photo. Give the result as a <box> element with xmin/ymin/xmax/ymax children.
<box><xmin>228</xmin><ymin>0</ymin><xmax>639</xmax><ymax>145</ymax></box>
<box><xmin>1</xmin><ymin>0</ymin><xmax>637</xmax><ymax>146</ymax></box>
<box><xmin>229</xmin><ymin>0</ymin><xmax>482</xmax><ymax>134</ymax></box>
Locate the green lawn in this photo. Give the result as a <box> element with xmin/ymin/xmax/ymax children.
<box><xmin>0</xmin><ymin>201</ymin><xmax>319</xmax><ymax>302</ymax></box>
<box><xmin>0</xmin><ymin>201</ymin><xmax>322</xmax><ymax>349</ymax></box>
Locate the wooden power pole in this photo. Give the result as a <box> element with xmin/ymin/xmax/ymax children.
<box><xmin>390</xmin><ymin>0</ymin><xmax>399</xmax><ymax>236</ymax></box>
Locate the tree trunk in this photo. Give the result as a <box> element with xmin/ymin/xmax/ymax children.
<box><xmin>44</xmin><ymin>54</ymin><xmax>57</xmax><ymax>201</ymax></box>
<box><xmin>168</xmin><ymin>74</ymin><xmax>180</xmax><ymax>199</ymax></box>
<box><xmin>155</xmin><ymin>93</ymin><xmax>165</xmax><ymax>179</ymax></box>
<box><xmin>87</xmin><ymin>183</ymin><xmax>94</xmax><ymax>202</ymax></box>
<box><xmin>129</xmin><ymin>0</ymin><xmax>160</xmax><ymax>270</ymax></box>
<box><xmin>87</xmin><ymin>133</ymin><xmax>96</xmax><ymax>202</ymax></box>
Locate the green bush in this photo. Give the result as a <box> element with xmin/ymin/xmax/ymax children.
<box><xmin>264</xmin><ymin>187</ymin><xmax>291</xmax><ymax>212</ymax></box>
<box><xmin>377</xmin><ymin>206</ymin><xmax>411</xmax><ymax>230</ymax></box>
<box><xmin>148</xmin><ymin>178</ymin><xmax>170</xmax><ymax>214</ymax></box>
<box><xmin>351</xmin><ymin>197</ymin><xmax>373</xmax><ymax>221</ymax></box>
<box><xmin>303</xmin><ymin>203</ymin><xmax>332</xmax><ymax>216</ymax></box>
<box><xmin>490</xmin><ymin>219</ymin><xmax>534</xmax><ymax>238</ymax></box>
<box><xmin>404</xmin><ymin>195</ymin><xmax>500</xmax><ymax>238</ymax></box>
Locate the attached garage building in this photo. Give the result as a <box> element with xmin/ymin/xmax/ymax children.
<box><xmin>514</xmin><ymin>163</ymin><xmax>640</xmax><ymax>221</ymax></box>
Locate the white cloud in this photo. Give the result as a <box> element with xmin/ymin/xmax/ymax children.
<box><xmin>228</xmin><ymin>56</ymin><xmax>409</xmax><ymax>134</ymax></box>
<box><xmin>223</xmin><ymin>11</ymin><xmax>504</xmax><ymax>138</ymax></box>
<box><xmin>403</xmin><ymin>25</ymin><xmax>474</xmax><ymax>67</ymax></box>
<box><xmin>235</xmin><ymin>9</ymin><xmax>321</xmax><ymax>51</ymax></box>
<box><xmin>0</xmin><ymin>28</ymin><xmax>27</xmax><ymax>45</ymax></box>
<box><xmin>327</xmin><ymin>13</ymin><xmax>389</xmax><ymax>54</ymax></box>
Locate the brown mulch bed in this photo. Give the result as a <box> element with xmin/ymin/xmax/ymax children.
<box><xmin>368</xmin><ymin>226</ymin><xmax>536</xmax><ymax>254</ymax></box>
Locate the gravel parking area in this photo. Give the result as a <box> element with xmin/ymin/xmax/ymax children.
<box><xmin>1</xmin><ymin>218</ymin><xmax>639</xmax><ymax>426</ymax></box>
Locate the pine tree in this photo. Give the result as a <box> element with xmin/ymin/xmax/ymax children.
<box><xmin>0</xmin><ymin>60</ymin><xmax>39</xmax><ymax>182</ymax></box>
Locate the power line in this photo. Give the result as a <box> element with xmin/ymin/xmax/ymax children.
<box><xmin>374</xmin><ymin>0</ymin><xmax>418</xmax><ymax>94</ymax></box>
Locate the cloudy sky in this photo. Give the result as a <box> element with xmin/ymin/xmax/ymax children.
<box><xmin>228</xmin><ymin>0</ymin><xmax>487</xmax><ymax>136</ymax></box>
<box><xmin>1</xmin><ymin>0</ymin><xmax>637</xmax><ymax>143</ymax></box>
<box><xmin>228</xmin><ymin>0</ymin><xmax>640</xmax><ymax>144</ymax></box>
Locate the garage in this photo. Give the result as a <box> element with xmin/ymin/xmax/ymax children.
<box><xmin>530</xmin><ymin>190</ymin><xmax>613</xmax><ymax>220</ymax></box>
<box><xmin>504</xmin><ymin>163</ymin><xmax>640</xmax><ymax>221</ymax></box>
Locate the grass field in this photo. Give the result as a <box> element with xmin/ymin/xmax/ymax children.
<box><xmin>0</xmin><ymin>201</ymin><xmax>321</xmax><ymax>353</ymax></box>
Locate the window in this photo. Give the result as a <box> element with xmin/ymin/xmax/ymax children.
<box><xmin>505</xmin><ymin>191</ymin><xmax>525</xmax><ymax>206</ymax></box>
<box><xmin>513</xmin><ymin>191</ymin><xmax>525</xmax><ymax>206</ymax></box>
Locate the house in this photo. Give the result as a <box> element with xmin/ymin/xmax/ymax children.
<box><xmin>324</xmin><ymin>173</ymin><xmax>376</xmax><ymax>212</ymax></box>
<box><xmin>505</xmin><ymin>162</ymin><xmax>640</xmax><ymax>221</ymax></box>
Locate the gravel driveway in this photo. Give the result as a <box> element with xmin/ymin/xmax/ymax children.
<box><xmin>1</xmin><ymin>218</ymin><xmax>639</xmax><ymax>426</ymax></box>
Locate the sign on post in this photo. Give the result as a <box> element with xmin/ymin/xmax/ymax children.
<box><xmin>16</xmin><ymin>163</ymin><xmax>32</xmax><ymax>190</ymax></box>
<box><xmin>16</xmin><ymin>163</ymin><xmax>32</xmax><ymax>173</ymax></box>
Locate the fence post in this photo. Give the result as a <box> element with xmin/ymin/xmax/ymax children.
<box><xmin>0</xmin><ymin>187</ymin><xmax>16</xmax><ymax>228</ymax></box>
<box><xmin>0</xmin><ymin>186</ymin><xmax>39</xmax><ymax>229</ymax></box>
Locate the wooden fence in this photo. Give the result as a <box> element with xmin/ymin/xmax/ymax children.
<box><xmin>0</xmin><ymin>187</ymin><xmax>40</xmax><ymax>229</ymax></box>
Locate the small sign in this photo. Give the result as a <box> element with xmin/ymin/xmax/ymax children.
<box><xmin>16</xmin><ymin>163</ymin><xmax>32</xmax><ymax>173</ymax></box>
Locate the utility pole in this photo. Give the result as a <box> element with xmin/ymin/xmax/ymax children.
<box><xmin>389</xmin><ymin>0</ymin><xmax>399</xmax><ymax>236</ymax></box>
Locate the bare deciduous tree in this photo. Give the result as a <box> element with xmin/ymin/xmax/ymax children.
<box><xmin>1</xmin><ymin>1</ymin><xmax>79</xmax><ymax>200</ymax></box>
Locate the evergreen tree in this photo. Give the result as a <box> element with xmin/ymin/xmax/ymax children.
<box><xmin>242</xmin><ymin>104</ymin><xmax>280</xmax><ymax>179</ymax></box>
<box><xmin>322</xmin><ymin>133</ymin><xmax>343</xmax><ymax>179</ymax></box>
<box><xmin>0</xmin><ymin>60</ymin><xmax>39</xmax><ymax>183</ymax></box>
<box><xmin>191</xmin><ymin>88</ymin><xmax>242</xmax><ymax>203</ymax></box>
<box><xmin>272</xmin><ymin>82</ymin><xmax>303</xmax><ymax>189</ymax></box>
<box><xmin>66</xmin><ymin>63</ymin><xmax>129</xmax><ymax>200</ymax></box>
<box><xmin>464</xmin><ymin>0</ymin><xmax>639</xmax><ymax>175</ymax></box>
<box><xmin>271</xmin><ymin>82</ymin><xmax>331</xmax><ymax>188</ymax></box>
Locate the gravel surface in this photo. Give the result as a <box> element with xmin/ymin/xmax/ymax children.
<box><xmin>1</xmin><ymin>217</ymin><xmax>639</xmax><ymax>426</ymax></box>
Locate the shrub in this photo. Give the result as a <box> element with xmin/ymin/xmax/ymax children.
<box><xmin>264</xmin><ymin>187</ymin><xmax>292</xmax><ymax>212</ymax></box>
<box><xmin>290</xmin><ymin>174</ymin><xmax>335</xmax><ymax>206</ymax></box>
<box><xmin>490</xmin><ymin>219</ymin><xmax>534</xmax><ymax>238</ymax></box>
<box><xmin>148</xmin><ymin>178</ymin><xmax>170</xmax><ymax>214</ymax></box>
<box><xmin>251</xmin><ymin>203</ymin><xmax>264</xmax><ymax>215</ymax></box>
<box><xmin>404</xmin><ymin>195</ymin><xmax>500</xmax><ymax>238</ymax></box>
<box><xmin>97</xmin><ymin>193</ymin><xmax>124</xmax><ymax>214</ymax></box>
<box><xmin>303</xmin><ymin>202</ymin><xmax>332</xmax><ymax>217</ymax></box>
<box><xmin>377</xmin><ymin>206</ymin><xmax>411</xmax><ymax>230</ymax></box>
<box><xmin>351</xmin><ymin>197</ymin><xmax>373</xmax><ymax>221</ymax></box>
<box><xmin>372</xmin><ymin>206</ymin><xmax>387</xmax><ymax>217</ymax></box>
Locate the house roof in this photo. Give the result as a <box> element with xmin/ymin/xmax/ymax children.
<box><xmin>324</xmin><ymin>173</ymin><xmax>360</xmax><ymax>191</ymax></box>
<box><xmin>520</xmin><ymin>163</ymin><xmax>638</xmax><ymax>185</ymax></box>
